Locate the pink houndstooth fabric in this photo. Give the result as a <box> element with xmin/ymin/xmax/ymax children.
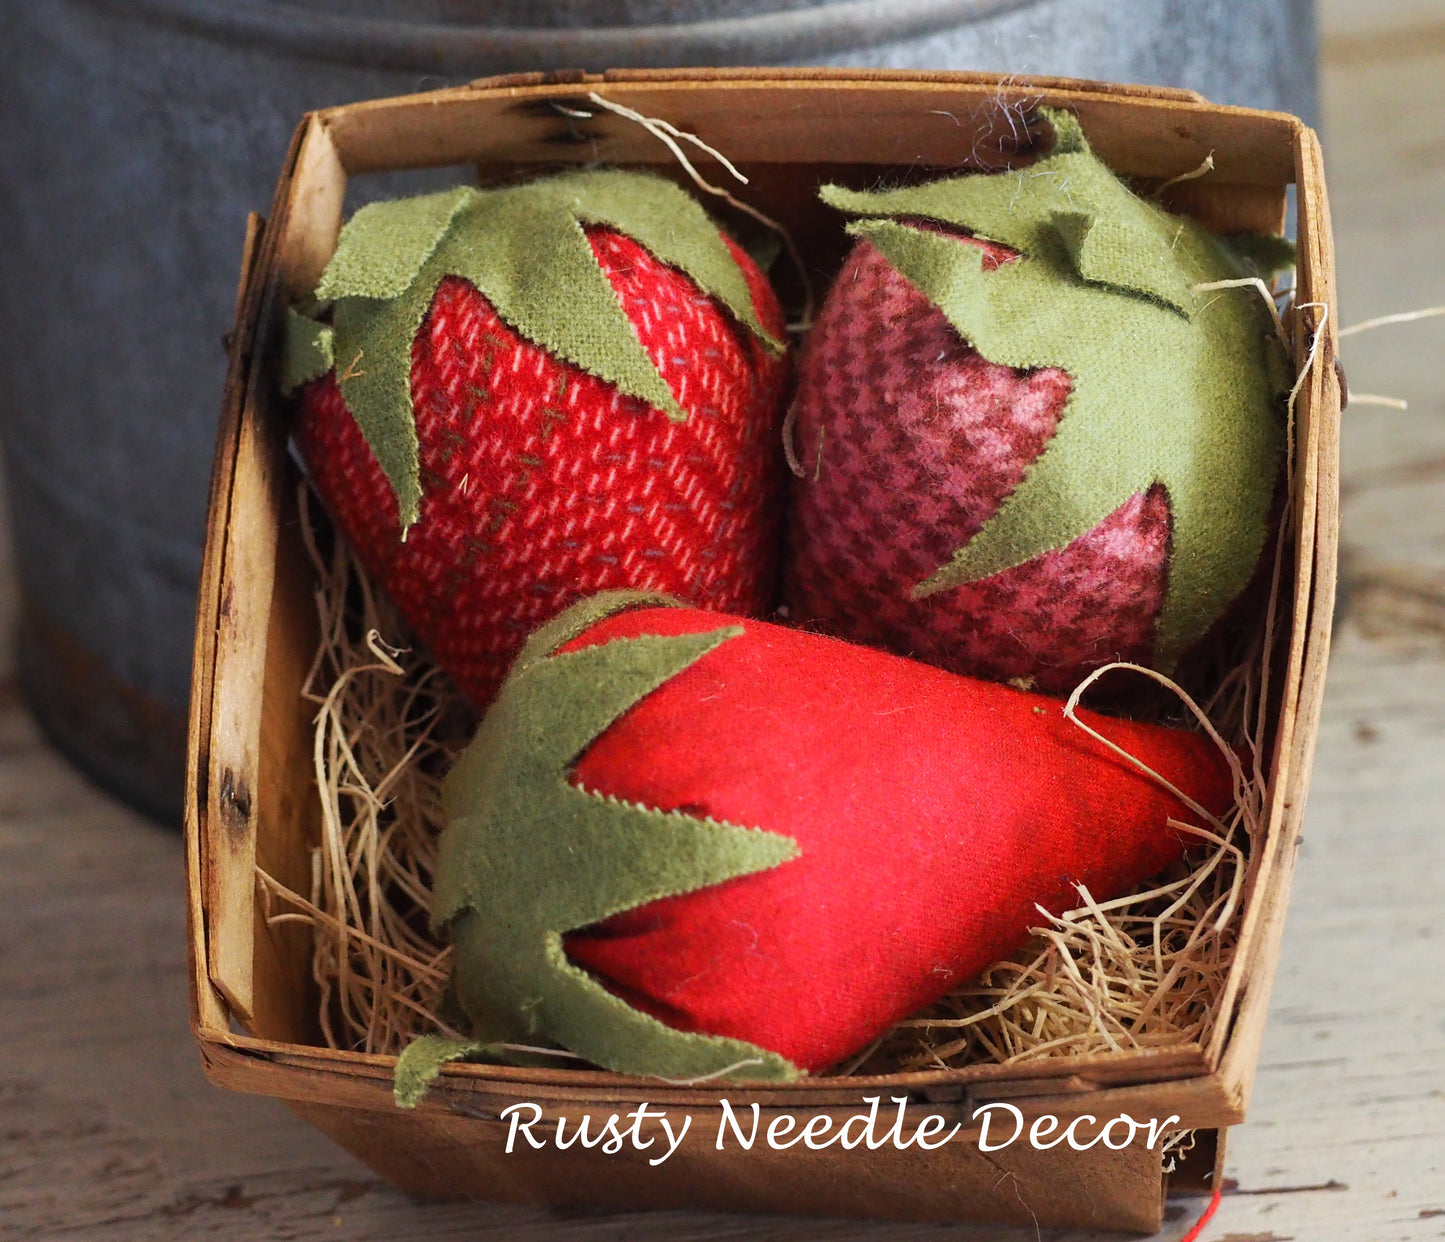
<box><xmin>783</xmin><ymin>234</ymin><xmax>1170</xmax><ymax>695</ymax></box>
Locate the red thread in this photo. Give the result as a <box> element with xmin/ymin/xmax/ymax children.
<box><xmin>1178</xmin><ymin>1187</ymin><xmax>1223</xmax><ymax>1242</ymax></box>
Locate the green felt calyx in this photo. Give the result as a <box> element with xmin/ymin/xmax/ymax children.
<box><xmin>282</xmin><ymin>170</ymin><xmax>785</xmax><ymax>535</ymax></box>
<box><xmin>820</xmin><ymin>107</ymin><xmax>1295</xmax><ymax>672</ymax></box>
<box><xmin>410</xmin><ymin>591</ymin><xmax>801</xmax><ymax>1098</ymax></box>
<box><xmin>281</xmin><ymin>306</ymin><xmax>334</xmax><ymax>393</ymax></box>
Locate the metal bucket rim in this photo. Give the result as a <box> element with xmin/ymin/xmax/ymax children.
<box><xmin>83</xmin><ymin>0</ymin><xmax>1046</xmax><ymax>74</ymax></box>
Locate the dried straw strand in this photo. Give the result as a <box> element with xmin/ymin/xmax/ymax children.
<box><xmin>255</xmin><ymin>487</ymin><xmax>473</xmax><ymax>1053</ymax></box>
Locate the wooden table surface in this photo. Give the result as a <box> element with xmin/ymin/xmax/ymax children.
<box><xmin>4</xmin><ymin>8</ymin><xmax>1444</xmax><ymax>1240</ymax></box>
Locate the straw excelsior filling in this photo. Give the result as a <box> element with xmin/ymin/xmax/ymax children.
<box><xmin>259</xmin><ymin>440</ymin><xmax>1290</xmax><ymax>1073</ymax></box>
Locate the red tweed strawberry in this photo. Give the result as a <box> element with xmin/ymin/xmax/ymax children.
<box><xmin>284</xmin><ymin>170</ymin><xmax>788</xmax><ymax>705</ymax></box>
<box><xmin>784</xmin><ymin>109</ymin><xmax>1290</xmax><ymax>695</ymax></box>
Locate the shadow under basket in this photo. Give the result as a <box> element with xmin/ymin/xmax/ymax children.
<box><xmin>186</xmin><ymin>68</ymin><xmax>1341</xmax><ymax>1235</ymax></box>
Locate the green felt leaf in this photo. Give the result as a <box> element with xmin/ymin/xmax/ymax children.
<box><xmin>1045</xmin><ymin>108</ymin><xmax>1090</xmax><ymax>155</ymax></box>
<box><xmin>743</xmin><ymin>229</ymin><xmax>784</xmax><ymax>273</ymax></box>
<box><xmin>1224</xmin><ymin>231</ymin><xmax>1298</xmax><ymax>281</ymax></box>
<box><xmin>329</xmin><ymin>277</ymin><xmax>435</xmax><ymax>535</ymax></box>
<box><xmin>394</xmin><ymin>1035</ymin><xmax>580</xmax><ymax>1109</ymax></box>
<box><xmin>316</xmin><ymin>185</ymin><xmax>476</xmax><ymax>302</ymax></box>
<box><xmin>315</xmin><ymin>171</ymin><xmax>780</xmax><ymax>534</ymax></box>
<box><xmin>823</xmin><ymin>107</ymin><xmax>1289</xmax><ymax>672</ymax></box>
<box><xmin>425</xmin><ymin>597</ymin><xmax>801</xmax><ymax>1087</ymax></box>
<box><xmin>506</xmin><ymin>588</ymin><xmax>688</xmax><ymax>685</ymax></box>
<box><xmin>550</xmin><ymin>168</ymin><xmax>785</xmax><ymax>357</ymax></box>
<box><xmin>393</xmin><ymin>1036</ymin><xmax>507</xmax><ymax>1109</ymax></box>
<box><xmin>1050</xmin><ymin>209</ymin><xmax>1195</xmax><ymax>316</ymax></box>
<box><xmin>280</xmin><ymin>308</ymin><xmax>334</xmax><ymax>395</ymax></box>
<box><xmin>822</xmin><ymin>114</ymin><xmax>1221</xmax><ymax>316</ymax></box>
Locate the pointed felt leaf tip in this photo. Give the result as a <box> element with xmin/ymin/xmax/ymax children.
<box><xmin>329</xmin><ymin>279</ymin><xmax>432</xmax><ymax>539</ymax></box>
<box><xmin>512</xmin><ymin>589</ymin><xmax>689</xmax><ymax>671</ymax></box>
<box><xmin>743</xmin><ymin>229</ymin><xmax>784</xmax><ymax>275</ymax></box>
<box><xmin>280</xmin><ymin>307</ymin><xmax>334</xmax><ymax>394</ymax></box>
<box><xmin>556</xmin><ymin>781</ymin><xmax>801</xmax><ymax>918</ymax></box>
<box><xmin>529</xmin><ymin>625</ymin><xmax>751</xmax><ymax>777</ymax></box>
<box><xmin>817</xmin><ymin>182</ymin><xmax>942</xmax><ymax>228</ymax></box>
<box><xmin>431</xmin><ymin>189</ymin><xmax>689</xmax><ymax>424</ymax></box>
<box><xmin>544</xmin><ymin>940</ymin><xmax>804</xmax><ymax>1083</ymax></box>
<box><xmin>393</xmin><ymin>1035</ymin><xmax>502</xmax><ymax>1108</ymax></box>
<box><xmin>910</xmin><ymin>560</ymin><xmax>959</xmax><ymax>601</ymax></box>
<box><xmin>1052</xmin><ymin>209</ymin><xmax>1196</xmax><ymax>317</ymax></box>
<box><xmin>1224</xmin><ymin>231</ymin><xmax>1298</xmax><ymax>281</ymax></box>
<box><xmin>844</xmin><ymin>217</ymin><xmax>989</xmax><ymax>336</ymax></box>
<box><xmin>315</xmin><ymin>184</ymin><xmax>477</xmax><ymax>302</ymax></box>
<box><xmin>818</xmin><ymin>182</ymin><xmax>933</xmax><ymax>224</ymax></box>
<box><xmin>910</xmin><ymin>533</ymin><xmax>1029</xmax><ymax>600</ymax></box>
<box><xmin>559</xmin><ymin>168</ymin><xmax>787</xmax><ymax>356</ymax></box>
<box><xmin>1037</xmin><ymin>105</ymin><xmax>1090</xmax><ymax>156</ymax></box>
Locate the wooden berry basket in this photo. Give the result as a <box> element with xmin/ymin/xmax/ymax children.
<box><xmin>185</xmin><ymin>68</ymin><xmax>1340</xmax><ymax>1235</ymax></box>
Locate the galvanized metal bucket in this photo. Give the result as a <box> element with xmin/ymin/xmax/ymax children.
<box><xmin>0</xmin><ymin>0</ymin><xmax>1315</xmax><ymax>822</ymax></box>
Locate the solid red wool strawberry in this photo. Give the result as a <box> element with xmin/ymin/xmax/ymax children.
<box><xmin>397</xmin><ymin>592</ymin><xmax>1236</xmax><ymax>1097</ymax></box>
<box><xmin>783</xmin><ymin>109</ymin><xmax>1293</xmax><ymax>696</ymax></box>
<box><xmin>283</xmin><ymin>170</ymin><xmax>789</xmax><ymax>705</ymax></box>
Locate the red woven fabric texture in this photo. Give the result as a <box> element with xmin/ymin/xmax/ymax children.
<box><xmin>297</xmin><ymin>228</ymin><xmax>788</xmax><ymax>705</ymax></box>
<box><xmin>562</xmin><ymin>606</ymin><xmax>1234</xmax><ymax>1074</ymax></box>
<box><xmin>783</xmin><ymin>233</ymin><xmax>1170</xmax><ymax>695</ymax></box>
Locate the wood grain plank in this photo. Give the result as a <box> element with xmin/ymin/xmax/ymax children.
<box><xmin>186</xmin><ymin>208</ymin><xmax>273</xmax><ymax>1041</ymax></box>
<box><xmin>1211</xmin><ymin>123</ymin><xmax>1343</xmax><ymax>1099</ymax></box>
<box><xmin>318</xmin><ymin>74</ymin><xmax>1299</xmax><ymax>184</ymax></box>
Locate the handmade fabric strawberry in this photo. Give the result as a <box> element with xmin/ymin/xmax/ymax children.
<box><xmin>395</xmin><ymin>592</ymin><xmax>1236</xmax><ymax>1099</ymax></box>
<box><xmin>282</xmin><ymin>170</ymin><xmax>788</xmax><ymax>705</ymax></box>
<box><xmin>783</xmin><ymin>108</ymin><xmax>1295</xmax><ymax>695</ymax></box>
